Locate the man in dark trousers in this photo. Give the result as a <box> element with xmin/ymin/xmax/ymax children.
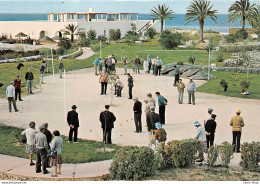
<box><xmin>133</xmin><ymin>97</ymin><xmax>142</xmax><ymax>133</ymax></box>
<box><xmin>134</xmin><ymin>56</ymin><xmax>141</xmax><ymax>74</ymax></box>
<box><xmin>127</xmin><ymin>73</ymin><xmax>134</xmax><ymax>99</ymax></box>
<box><xmin>173</xmin><ymin>65</ymin><xmax>180</xmax><ymax>86</ymax></box>
<box><xmin>156</xmin><ymin>92</ymin><xmax>167</xmax><ymax>124</ymax></box>
<box><xmin>99</xmin><ymin>105</ymin><xmax>116</xmax><ymax>144</ymax></box>
<box><xmin>14</xmin><ymin>75</ymin><xmax>23</xmax><ymax>101</ymax></box>
<box><xmin>205</xmin><ymin>114</ymin><xmax>217</xmax><ymax>149</ymax></box>
<box><xmin>146</xmin><ymin>106</ymin><xmax>160</xmax><ymax>148</ymax></box>
<box><xmin>42</xmin><ymin>123</ymin><xmax>52</xmax><ymax>168</ymax></box>
<box><xmin>67</xmin><ymin>105</ymin><xmax>79</xmax><ymax>143</ymax></box>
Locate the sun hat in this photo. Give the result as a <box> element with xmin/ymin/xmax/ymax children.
<box><xmin>236</xmin><ymin>109</ymin><xmax>241</xmax><ymax>113</ymax></box>
<box><xmin>71</xmin><ymin>105</ymin><xmax>77</xmax><ymax>109</ymax></box>
<box><xmin>39</xmin><ymin>125</ymin><xmax>45</xmax><ymax>132</ymax></box>
<box><xmin>105</xmin><ymin>105</ymin><xmax>110</xmax><ymax>109</ymax></box>
<box><xmin>147</xmin><ymin>93</ymin><xmax>152</xmax><ymax>97</ymax></box>
<box><xmin>10</xmin><ymin>81</ymin><xmax>14</xmax><ymax>84</ymax></box>
<box><xmin>155</xmin><ymin>122</ymin><xmax>162</xmax><ymax>129</ymax></box>
<box><xmin>193</xmin><ymin>121</ymin><xmax>200</xmax><ymax>126</ymax></box>
<box><xmin>208</xmin><ymin>108</ymin><xmax>213</xmax><ymax>112</ymax></box>
<box><xmin>42</xmin><ymin>123</ymin><xmax>48</xmax><ymax>128</ymax></box>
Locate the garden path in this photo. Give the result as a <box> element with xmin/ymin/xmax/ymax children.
<box><xmin>75</xmin><ymin>47</ymin><xmax>95</xmax><ymax>60</ymax></box>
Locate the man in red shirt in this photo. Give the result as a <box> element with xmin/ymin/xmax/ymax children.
<box><xmin>14</xmin><ymin>75</ymin><xmax>23</xmax><ymax>101</ymax></box>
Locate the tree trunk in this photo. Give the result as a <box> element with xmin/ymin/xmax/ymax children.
<box><xmin>199</xmin><ymin>20</ymin><xmax>204</xmax><ymax>42</ymax></box>
<box><xmin>71</xmin><ymin>34</ymin><xmax>74</xmax><ymax>42</ymax></box>
<box><xmin>242</xmin><ymin>16</ymin><xmax>245</xmax><ymax>31</ymax></box>
<box><xmin>161</xmin><ymin>19</ymin><xmax>164</xmax><ymax>33</ymax></box>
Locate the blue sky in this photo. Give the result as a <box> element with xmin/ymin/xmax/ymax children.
<box><xmin>0</xmin><ymin>0</ymin><xmax>259</xmax><ymax>14</ymax></box>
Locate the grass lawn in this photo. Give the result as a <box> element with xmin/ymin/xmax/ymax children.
<box><xmin>197</xmin><ymin>71</ymin><xmax>260</xmax><ymax>100</ymax></box>
<box><xmin>0</xmin><ymin>124</ymin><xmax>120</xmax><ymax>163</ymax></box>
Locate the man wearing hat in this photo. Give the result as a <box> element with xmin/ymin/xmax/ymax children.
<box><xmin>14</xmin><ymin>75</ymin><xmax>23</xmax><ymax>101</ymax></box>
<box><xmin>205</xmin><ymin>114</ymin><xmax>217</xmax><ymax>149</ymax></box>
<box><xmin>133</xmin><ymin>97</ymin><xmax>142</xmax><ymax>133</ymax></box>
<box><xmin>155</xmin><ymin>56</ymin><xmax>163</xmax><ymax>76</ymax></box>
<box><xmin>173</xmin><ymin>65</ymin><xmax>180</xmax><ymax>86</ymax></box>
<box><xmin>204</xmin><ymin>108</ymin><xmax>213</xmax><ymax>126</ymax></box>
<box><xmin>99</xmin><ymin>105</ymin><xmax>116</xmax><ymax>144</ymax></box>
<box><xmin>58</xmin><ymin>58</ymin><xmax>64</xmax><ymax>78</ymax></box>
<box><xmin>67</xmin><ymin>105</ymin><xmax>80</xmax><ymax>143</ymax></box>
<box><xmin>40</xmin><ymin>60</ymin><xmax>47</xmax><ymax>84</ymax></box>
<box><xmin>6</xmin><ymin>81</ymin><xmax>19</xmax><ymax>113</ymax></box>
<box><xmin>187</xmin><ymin>77</ymin><xmax>196</xmax><ymax>105</ymax></box>
<box><xmin>35</xmin><ymin>125</ymin><xmax>49</xmax><ymax>174</ymax></box>
<box><xmin>230</xmin><ymin>109</ymin><xmax>245</xmax><ymax>153</ymax></box>
<box><xmin>127</xmin><ymin>73</ymin><xmax>134</xmax><ymax>99</ymax></box>
<box><xmin>194</xmin><ymin>121</ymin><xmax>207</xmax><ymax>162</ymax></box>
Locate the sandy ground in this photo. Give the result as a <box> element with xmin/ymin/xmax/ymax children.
<box><xmin>0</xmin><ymin>67</ymin><xmax>259</xmax><ymax>147</ymax></box>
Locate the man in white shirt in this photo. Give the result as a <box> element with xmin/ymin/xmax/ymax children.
<box><xmin>6</xmin><ymin>81</ymin><xmax>19</xmax><ymax>113</ymax></box>
<box><xmin>204</xmin><ymin>108</ymin><xmax>213</xmax><ymax>126</ymax></box>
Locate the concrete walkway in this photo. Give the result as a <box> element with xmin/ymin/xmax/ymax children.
<box><xmin>75</xmin><ymin>47</ymin><xmax>95</xmax><ymax>60</ymax></box>
<box><xmin>0</xmin><ymin>154</ymin><xmax>111</xmax><ymax>179</ymax></box>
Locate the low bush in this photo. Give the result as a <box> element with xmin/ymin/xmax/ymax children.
<box><xmin>90</xmin><ymin>43</ymin><xmax>100</xmax><ymax>51</ymax></box>
<box><xmin>56</xmin><ymin>48</ymin><xmax>65</xmax><ymax>56</ymax></box>
<box><xmin>207</xmin><ymin>146</ymin><xmax>219</xmax><ymax>167</ymax></box>
<box><xmin>109</xmin><ymin>146</ymin><xmax>156</xmax><ymax>180</ymax></box>
<box><xmin>219</xmin><ymin>79</ymin><xmax>228</xmax><ymax>92</ymax></box>
<box><xmin>145</xmin><ymin>28</ymin><xmax>157</xmax><ymax>39</ymax></box>
<box><xmin>240</xmin><ymin>142</ymin><xmax>260</xmax><ymax>171</ymax></box>
<box><xmin>240</xmin><ymin>80</ymin><xmax>250</xmax><ymax>93</ymax></box>
<box><xmin>219</xmin><ymin>142</ymin><xmax>234</xmax><ymax>167</ymax></box>
<box><xmin>159</xmin><ymin>30</ymin><xmax>182</xmax><ymax>50</ymax></box>
<box><xmin>216</xmin><ymin>54</ymin><xmax>224</xmax><ymax>62</ymax></box>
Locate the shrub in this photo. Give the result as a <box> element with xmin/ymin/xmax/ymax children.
<box><xmin>240</xmin><ymin>80</ymin><xmax>250</xmax><ymax>93</ymax></box>
<box><xmin>219</xmin><ymin>142</ymin><xmax>234</xmax><ymax>168</ymax></box>
<box><xmin>219</xmin><ymin>79</ymin><xmax>228</xmax><ymax>92</ymax></box>
<box><xmin>58</xmin><ymin>38</ymin><xmax>72</xmax><ymax>50</ymax></box>
<box><xmin>216</xmin><ymin>54</ymin><xmax>224</xmax><ymax>62</ymax></box>
<box><xmin>90</xmin><ymin>43</ymin><xmax>100</xmax><ymax>51</ymax></box>
<box><xmin>240</xmin><ymin>142</ymin><xmax>260</xmax><ymax>171</ymax></box>
<box><xmin>56</xmin><ymin>48</ymin><xmax>65</xmax><ymax>56</ymax></box>
<box><xmin>145</xmin><ymin>28</ymin><xmax>157</xmax><ymax>39</ymax></box>
<box><xmin>224</xmin><ymin>34</ymin><xmax>236</xmax><ymax>43</ymax></box>
<box><xmin>207</xmin><ymin>146</ymin><xmax>219</xmax><ymax>167</ymax></box>
<box><xmin>109</xmin><ymin>29</ymin><xmax>121</xmax><ymax>41</ymax></box>
<box><xmin>159</xmin><ymin>30</ymin><xmax>182</xmax><ymax>50</ymax></box>
<box><xmin>87</xmin><ymin>28</ymin><xmax>97</xmax><ymax>40</ymax></box>
<box><xmin>109</xmin><ymin>146</ymin><xmax>156</xmax><ymax>180</ymax></box>
<box><xmin>235</xmin><ymin>30</ymin><xmax>248</xmax><ymax>40</ymax></box>
<box><xmin>97</xmin><ymin>35</ymin><xmax>107</xmax><ymax>42</ymax></box>
<box><xmin>80</xmin><ymin>37</ymin><xmax>91</xmax><ymax>47</ymax></box>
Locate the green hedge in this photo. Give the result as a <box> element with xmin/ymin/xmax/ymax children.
<box><xmin>240</xmin><ymin>142</ymin><xmax>260</xmax><ymax>171</ymax></box>
<box><xmin>219</xmin><ymin>45</ymin><xmax>260</xmax><ymax>52</ymax></box>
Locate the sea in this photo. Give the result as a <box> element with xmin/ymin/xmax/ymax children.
<box><xmin>0</xmin><ymin>13</ymin><xmax>251</xmax><ymax>33</ymax></box>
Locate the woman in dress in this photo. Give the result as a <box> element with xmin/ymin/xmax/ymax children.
<box><xmin>143</xmin><ymin>58</ymin><xmax>149</xmax><ymax>75</ymax></box>
<box><xmin>50</xmin><ymin>130</ymin><xmax>63</xmax><ymax>177</ymax></box>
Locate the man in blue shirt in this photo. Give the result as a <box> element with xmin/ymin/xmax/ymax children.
<box><xmin>155</xmin><ymin>92</ymin><xmax>167</xmax><ymax>124</ymax></box>
<box><xmin>93</xmin><ymin>57</ymin><xmax>101</xmax><ymax>76</ymax></box>
<box><xmin>147</xmin><ymin>55</ymin><xmax>151</xmax><ymax>74</ymax></box>
<box><xmin>187</xmin><ymin>77</ymin><xmax>196</xmax><ymax>105</ymax></box>
<box><xmin>155</xmin><ymin>57</ymin><xmax>163</xmax><ymax>76</ymax></box>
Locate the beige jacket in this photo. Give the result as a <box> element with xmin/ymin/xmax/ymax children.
<box><xmin>230</xmin><ymin>115</ymin><xmax>244</xmax><ymax>131</ymax></box>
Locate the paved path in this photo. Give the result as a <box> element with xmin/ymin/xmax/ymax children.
<box><xmin>75</xmin><ymin>47</ymin><xmax>95</xmax><ymax>60</ymax></box>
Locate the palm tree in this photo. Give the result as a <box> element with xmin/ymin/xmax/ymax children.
<box><xmin>64</xmin><ymin>23</ymin><xmax>78</xmax><ymax>42</ymax></box>
<box><xmin>185</xmin><ymin>0</ymin><xmax>217</xmax><ymax>42</ymax></box>
<box><xmin>150</xmin><ymin>4</ymin><xmax>174</xmax><ymax>33</ymax></box>
<box><xmin>228</xmin><ymin>0</ymin><xmax>257</xmax><ymax>31</ymax></box>
<box><xmin>249</xmin><ymin>5</ymin><xmax>260</xmax><ymax>32</ymax></box>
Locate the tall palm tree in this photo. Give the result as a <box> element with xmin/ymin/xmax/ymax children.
<box><xmin>249</xmin><ymin>5</ymin><xmax>260</xmax><ymax>32</ymax></box>
<box><xmin>185</xmin><ymin>0</ymin><xmax>217</xmax><ymax>42</ymax></box>
<box><xmin>150</xmin><ymin>4</ymin><xmax>174</xmax><ymax>33</ymax></box>
<box><xmin>64</xmin><ymin>23</ymin><xmax>78</xmax><ymax>42</ymax></box>
<box><xmin>228</xmin><ymin>0</ymin><xmax>257</xmax><ymax>31</ymax></box>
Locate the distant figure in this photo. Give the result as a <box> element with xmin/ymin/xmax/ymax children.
<box><xmin>123</xmin><ymin>57</ymin><xmax>128</xmax><ymax>75</ymax></box>
<box><xmin>67</xmin><ymin>105</ymin><xmax>79</xmax><ymax>143</ymax></box>
<box><xmin>147</xmin><ymin>106</ymin><xmax>160</xmax><ymax>148</ymax></box>
<box><xmin>205</xmin><ymin>114</ymin><xmax>217</xmax><ymax>149</ymax></box>
<box><xmin>133</xmin><ymin>97</ymin><xmax>142</xmax><ymax>133</ymax></box>
<box><xmin>204</xmin><ymin>108</ymin><xmax>213</xmax><ymax>126</ymax></box>
<box><xmin>14</xmin><ymin>75</ymin><xmax>23</xmax><ymax>101</ymax></box>
<box><xmin>106</xmin><ymin>56</ymin><xmax>113</xmax><ymax>74</ymax></box>
<box><xmin>154</xmin><ymin>122</ymin><xmax>167</xmax><ymax>146</ymax></box>
<box><xmin>93</xmin><ymin>57</ymin><xmax>101</xmax><ymax>76</ymax></box>
<box><xmin>127</xmin><ymin>73</ymin><xmax>134</xmax><ymax>99</ymax></box>
<box><xmin>151</xmin><ymin>57</ymin><xmax>156</xmax><ymax>75</ymax></box>
<box><xmin>35</xmin><ymin>125</ymin><xmax>49</xmax><ymax>174</ymax></box>
<box><xmin>156</xmin><ymin>92</ymin><xmax>167</xmax><ymax>124</ymax></box>
<box><xmin>104</xmin><ymin>57</ymin><xmax>108</xmax><ymax>71</ymax></box>
<box><xmin>42</xmin><ymin>123</ymin><xmax>52</xmax><ymax>168</ymax></box>
<box><xmin>147</xmin><ymin>55</ymin><xmax>152</xmax><ymax>74</ymax></box>
<box><xmin>155</xmin><ymin>56</ymin><xmax>163</xmax><ymax>76</ymax></box>
<box><xmin>143</xmin><ymin>58</ymin><xmax>149</xmax><ymax>75</ymax></box>
<box><xmin>173</xmin><ymin>65</ymin><xmax>180</xmax><ymax>86</ymax></box>
<box><xmin>21</xmin><ymin>121</ymin><xmax>37</xmax><ymax>166</ymax></box>
<box><xmin>40</xmin><ymin>61</ymin><xmax>47</xmax><ymax>84</ymax></box>
<box><xmin>99</xmin><ymin>105</ymin><xmax>116</xmax><ymax>144</ymax></box>
<box><xmin>98</xmin><ymin>58</ymin><xmax>103</xmax><ymax>75</ymax></box>
<box><xmin>194</xmin><ymin>121</ymin><xmax>207</xmax><ymax>162</ymax></box>
<box><xmin>230</xmin><ymin>109</ymin><xmax>244</xmax><ymax>153</ymax></box>
<box><xmin>147</xmin><ymin>93</ymin><xmax>156</xmax><ymax>107</ymax></box>
<box><xmin>58</xmin><ymin>58</ymin><xmax>64</xmax><ymax>78</ymax></box>
<box><xmin>111</xmin><ymin>55</ymin><xmax>117</xmax><ymax>72</ymax></box>
<box><xmin>134</xmin><ymin>56</ymin><xmax>141</xmax><ymax>74</ymax></box>
<box><xmin>187</xmin><ymin>77</ymin><xmax>196</xmax><ymax>105</ymax></box>
<box><xmin>99</xmin><ymin>69</ymin><xmax>109</xmax><ymax>95</ymax></box>
<box><xmin>50</xmin><ymin>130</ymin><xmax>63</xmax><ymax>177</ymax></box>
<box><xmin>177</xmin><ymin>79</ymin><xmax>185</xmax><ymax>104</ymax></box>
<box><xmin>115</xmin><ymin>77</ymin><xmax>124</xmax><ymax>97</ymax></box>
<box><xmin>25</xmin><ymin>68</ymin><xmax>34</xmax><ymax>94</ymax></box>
<box><xmin>6</xmin><ymin>81</ymin><xmax>19</xmax><ymax>113</ymax></box>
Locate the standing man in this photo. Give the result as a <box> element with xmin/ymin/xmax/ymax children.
<box><xmin>104</xmin><ymin>57</ymin><xmax>108</xmax><ymax>72</ymax></box>
<box><xmin>35</xmin><ymin>125</ymin><xmax>49</xmax><ymax>174</ymax></box>
<box><xmin>115</xmin><ymin>77</ymin><xmax>124</xmax><ymax>97</ymax></box>
<box><xmin>134</xmin><ymin>56</ymin><xmax>141</xmax><ymax>74</ymax></box>
<box><xmin>146</xmin><ymin>106</ymin><xmax>160</xmax><ymax>148</ymax></box>
<box><xmin>173</xmin><ymin>65</ymin><xmax>180</xmax><ymax>86</ymax></box>
<box><xmin>177</xmin><ymin>79</ymin><xmax>185</xmax><ymax>104</ymax></box>
<box><xmin>93</xmin><ymin>57</ymin><xmax>101</xmax><ymax>76</ymax></box>
<box><xmin>187</xmin><ymin>77</ymin><xmax>196</xmax><ymax>105</ymax></box>
<box><xmin>14</xmin><ymin>75</ymin><xmax>23</xmax><ymax>101</ymax></box>
<box><xmin>98</xmin><ymin>58</ymin><xmax>103</xmax><ymax>75</ymax></box>
<box><xmin>106</xmin><ymin>56</ymin><xmax>113</xmax><ymax>74</ymax></box>
<box><xmin>155</xmin><ymin>56</ymin><xmax>163</xmax><ymax>76</ymax></box>
<box><xmin>147</xmin><ymin>55</ymin><xmax>152</xmax><ymax>74</ymax></box>
<box><xmin>230</xmin><ymin>109</ymin><xmax>245</xmax><ymax>153</ymax></box>
<box><xmin>99</xmin><ymin>69</ymin><xmax>109</xmax><ymax>95</ymax></box>
<box><xmin>151</xmin><ymin>57</ymin><xmax>156</xmax><ymax>75</ymax></box>
<box><xmin>127</xmin><ymin>73</ymin><xmax>134</xmax><ymax>99</ymax></box>
<box><xmin>6</xmin><ymin>81</ymin><xmax>19</xmax><ymax>113</ymax></box>
<box><xmin>204</xmin><ymin>108</ymin><xmax>213</xmax><ymax>126</ymax></box>
<box><xmin>123</xmin><ymin>57</ymin><xmax>128</xmax><ymax>75</ymax></box>
<box><xmin>40</xmin><ymin>61</ymin><xmax>47</xmax><ymax>84</ymax></box>
<box><xmin>25</xmin><ymin>68</ymin><xmax>34</xmax><ymax>94</ymax></box>
<box><xmin>156</xmin><ymin>92</ymin><xmax>167</xmax><ymax>125</ymax></box>
<box><xmin>99</xmin><ymin>105</ymin><xmax>116</xmax><ymax>144</ymax></box>
<box><xmin>42</xmin><ymin>123</ymin><xmax>52</xmax><ymax>168</ymax></box>
<box><xmin>205</xmin><ymin>114</ymin><xmax>217</xmax><ymax>149</ymax></box>
<box><xmin>58</xmin><ymin>58</ymin><xmax>64</xmax><ymax>78</ymax></box>
<box><xmin>147</xmin><ymin>93</ymin><xmax>156</xmax><ymax>107</ymax></box>
<box><xmin>133</xmin><ymin>97</ymin><xmax>142</xmax><ymax>133</ymax></box>
<box><xmin>67</xmin><ymin>105</ymin><xmax>79</xmax><ymax>143</ymax></box>
<box><xmin>144</xmin><ymin>99</ymin><xmax>153</xmax><ymax>116</ymax></box>
<box><xmin>194</xmin><ymin>121</ymin><xmax>207</xmax><ymax>162</ymax></box>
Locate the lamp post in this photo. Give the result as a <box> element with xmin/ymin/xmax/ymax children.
<box><xmin>208</xmin><ymin>49</ymin><xmax>211</xmax><ymax>81</ymax></box>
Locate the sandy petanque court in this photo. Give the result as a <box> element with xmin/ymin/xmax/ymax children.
<box><xmin>0</xmin><ymin>67</ymin><xmax>259</xmax><ymax>147</ymax></box>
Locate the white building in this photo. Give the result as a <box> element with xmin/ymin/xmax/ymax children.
<box><xmin>0</xmin><ymin>8</ymin><xmax>161</xmax><ymax>40</ymax></box>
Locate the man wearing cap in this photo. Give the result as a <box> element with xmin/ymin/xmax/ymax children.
<box><xmin>25</xmin><ymin>68</ymin><xmax>34</xmax><ymax>94</ymax></box>
<box><xmin>6</xmin><ymin>81</ymin><xmax>19</xmax><ymax>113</ymax></box>
<box><xmin>230</xmin><ymin>109</ymin><xmax>245</xmax><ymax>153</ymax></box>
<box><xmin>133</xmin><ymin>97</ymin><xmax>142</xmax><ymax>133</ymax></box>
<box><xmin>99</xmin><ymin>105</ymin><xmax>116</xmax><ymax>144</ymax></box>
<box><xmin>147</xmin><ymin>93</ymin><xmax>156</xmax><ymax>107</ymax></box>
<box><xmin>147</xmin><ymin>106</ymin><xmax>160</xmax><ymax>148</ymax></box>
<box><xmin>177</xmin><ymin>79</ymin><xmax>185</xmax><ymax>104</ymax></box>
<box><xmin>93</xmin><ymin>57</ymin><xmax>102</xmax><ymax>76</ymax></box>
<box><xmin>187</xmin><ymin>77</ymin><xmax>196</xmax><ymax>105</ymax></box>
<box><xmin>194</xmin><ymin>121</ymin><xmax>207</xmax><ymax>162</ymax></box>
<box><xmin>123</xmin><ymin>57</ymin><xmax>128</xmax><ymax>75</ymax></box>
<box><xmin>156</xmin><ymin>92</ymin><xmax>167</xmax><ymax>124</ymax></box>
<box><xmin>173</xmin><ymin>65</ymin><xmax>180</xmax><ymax>86</ymax></box>
<box><xmin>14</xmin><ymin>75</ymin><xmax>23</xmax><ymax>101</ymax></box>
<box><xmin>205</xmin><ymin>114</ymin><xmax>217</xmax><ymax>149</ymax></box>
<box><xmin>67</xmin><ymin>105</ymin><xmax>80</xmax><ymax>143</ymax></box>
<box><xmin>40</xmin><ymin>60</ymin><xmax>47</xmax><ymax>84</ymax></box>
<box><xmin>35</xmin><ymin>126</ymin><xmax>49</xmax><ymax>174</ymax></box>
<box><xmin>127</xmin><ymin>73</ymin><xmax>134</xmax><ymax>99</ymax></box>
<box><xmin>204</xmin><ymin>108</ymin><xmax>213</xmax><ymax>126</ymax></box>
<box><xmin>58</xmin><ymin>58</ymin><xmax>64</xmax><ymax>78</ymax></box>
<box><xmin>155</xmin><ymin>57</ymin><xmax>163</xmax><ymax>76</ymax></box>
<box><xmin>42</xmin><ymin>123</ymin><xmax>52</xmax><ymax>168</ymax></box>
